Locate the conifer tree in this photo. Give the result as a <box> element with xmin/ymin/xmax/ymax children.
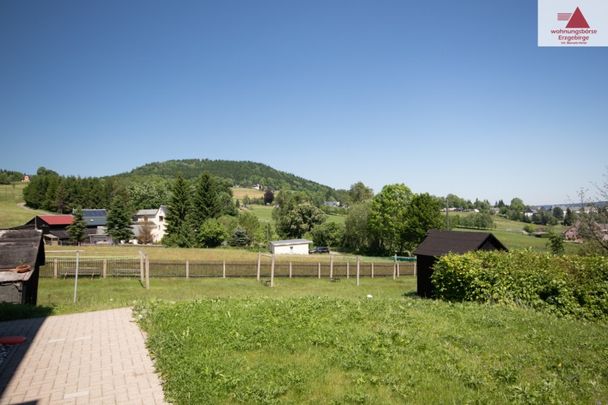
<box><xmin>67</xmin><ymin>207</ymin><xmax>87</xmax><ymax>244</ymax></box>
<box><xmin>191</xmin><ymin>173</ymin><xmax>220</xmax><ymax>225</ymax></box>
<box><xmin>164</xmin><ymin>176</ymin><xmax>193</xmax><ymax>247</ymax></box>
<box><xmin>107</xmin><ymin>192</ymin><xmax>134</xmax><ymax>243</ymax></box>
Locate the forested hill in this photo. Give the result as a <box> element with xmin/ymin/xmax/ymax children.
<box><xmin>114</xmin><ymin>159</ymin><xmax>335</xmax><ymax>194</ymax></box>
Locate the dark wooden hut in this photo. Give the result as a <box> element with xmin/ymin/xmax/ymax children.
<box><xmin>0</xmin><ymin>229</ymin><xmax>45</xmax><ymax>305</ymax></box>
<box><xmin>413</xmin><ymin>230</ymin><xmax>507</xmax><ymax>297</ymax></box>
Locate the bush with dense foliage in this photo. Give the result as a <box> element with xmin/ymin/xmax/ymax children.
<box><xmin>432</xmin><ymin>251</ymin><xmax>608</xmax><ymax>319</ymax></box>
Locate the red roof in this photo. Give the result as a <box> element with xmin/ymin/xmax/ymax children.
<box><xmin>39</xmin><ymin>215</ymin><xmax>74</xmax><ymax>225</ymax></box>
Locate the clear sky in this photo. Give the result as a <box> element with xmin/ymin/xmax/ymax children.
<box><xmin>1</xmin><ymin>0</ymin><xmax>606</xmax><ymax>205</ymax></box>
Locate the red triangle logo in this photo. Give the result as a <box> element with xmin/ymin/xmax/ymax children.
<box><xmin>566</xmin><ymin>7</ymin><xmax>590</xmax><ymax>28</ymax></box>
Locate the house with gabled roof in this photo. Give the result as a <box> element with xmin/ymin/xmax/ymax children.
<box><xmin>25</xmin><ymin>215</ymin><xmax>73</xmax><ymax>244</ymax></box>
<box><xmin>132</xmin><ymin>206</ymin><xmax>167</xmax><ymax>243</ymax></box>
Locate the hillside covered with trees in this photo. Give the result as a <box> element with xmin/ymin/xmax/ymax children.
<box><xmin>113</xmin><ymin>159</ymin><xmax>336</xmax><ymax>197</ymax></box>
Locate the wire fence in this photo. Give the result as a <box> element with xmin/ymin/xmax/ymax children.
<box><xmin>40</xmin><ymin>256</ymin><xmax>416</xmax><ymax>279</ymax></box>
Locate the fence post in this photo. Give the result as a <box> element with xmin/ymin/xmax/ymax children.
<box><xmin>145</xmin><ymin>255</ymin><xmax>150</xmax><ymax>289</ymax></box>
<box><xmin>329</xmin><ymin>255</ymin><xmax>333</xmax><ymax>279</ymax></box>
<box><xmin>346</xmin><ymin>262</ymin><xmax>350</xmax><ymax>279</ymax></box>
<box><xmin>223</xmin><ymin>260</ymin><xmax>226</xmax><ymax>279</ymax></box>
<box><xmin>397</xmin><ymin>261</ymin><xmax>400</xmax><ymax>278</ymax></box>
<box><xmin>186</xmin><ymin>260</ymin><xmax>189</xmax><ymax>279</ymax></box>
<box><xmin>257</xmin><ymin>253</ymin><xmax>261</xmax><ymax>281</ymax></box>
<box><xmin>414</xmin><ymin>259</ymin><xmax>417</xmax><ymax>276</ymax></box>
<box><xmin>102</xmin><ymin>259</ymin><xmax>107</xmax><ymax>278</ymax></box>
<box><xmin>270</xmin><ymin>254</ymin><xmax>275</xmax><ymax>287</ymax></box>
<box><xmin>356</xmin><ymin>256</ymin><xmax>360</xmax><ymax>286</ymax></box>
<box><xmin>53</xmin><ymin>258</ymin><xmax>58</xmax><ymax>279</ymax></box>
<box><xmin>371</xmin><ymin>262</ymin><xmax>374</xmax><ymax>279</ymax></box>
<box><xmin>289</xmin><ymin>261</ymin><xmax>292</xmax><ymax>279</ymax></box>
<box><xmin>139</xmin><ymin>251</ymin><xmax>145</xmax><ymax>283</ymax></box>
<box><xmin>73</xmin><ymin>251</ymin><xmax>80</xmax><ymax>303</ymax></box>
<box><xmin>318</xmin><ymin>262</ymin><xmax>321</xmax><ymax>279</ymax></box>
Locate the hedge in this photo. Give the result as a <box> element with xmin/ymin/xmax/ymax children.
<box><xmin>432</xmin><ymin>251</ymin><xmax>608</xmax><ymax>319</ymax></box>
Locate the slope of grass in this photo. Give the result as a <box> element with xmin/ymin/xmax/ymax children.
<box><xmin>449</xmin><ymin>212</ymin><xmax>578</xmax><ymax>253</ymax></box>
<box><xmin>138</xmin><ymin>294</ymin><xmax>608</xmax><ymax>404</ymax></box>
<box><xmin>0</xmin><ymin>183</ymin><xmax>48</xmax><ymax>228</ymax></box>
<box><xmin>232</xmin><ymin>187</ymin><xmax>264</xmax><ymax>201</ymax></box>
<box><xmin>246</xmin><ymin>204</ymin><xmax>345</xmax><ymax>226</ymax></box>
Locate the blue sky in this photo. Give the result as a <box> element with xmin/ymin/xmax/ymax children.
<box><xmin>1</xmin><ymin>0</ymin><xmax>606</xmax><ymax>205</ymax></box>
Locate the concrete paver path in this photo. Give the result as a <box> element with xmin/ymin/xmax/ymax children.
<box><xmin>0</xmin><ymin>308</ymin><xmax>167</xmax><ymax>404</ymax></box>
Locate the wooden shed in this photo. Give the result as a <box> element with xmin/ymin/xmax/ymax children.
<box><xmin>0</xmin><ymin>229</ymin><xmax>45</xmax><ymax>305</ymax></box>
<box><xmin>413</xmin><ymin>230</ymin><xmax>507</xmax><ymax>297</ymax></box>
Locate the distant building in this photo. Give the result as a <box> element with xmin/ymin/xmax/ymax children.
<box><xmin>563</xmin><ymin>221</ymin><xmax>608</xmax><ymax>243</ymax></box>
<box><xmin>323</xmin><ymin>201</ymin><xmax>340</xmax><ymax>208</ymax></box>
<box><xmin>25</xmin><ymin>215</ymin><xmax>73</xmax><ymax>245</ymax></box>
<box><xmin>269</xmin><ymin>239</ymin><xmax>312</xmax><ymax>255</ymax></box>
<box><xmin>80</xmin><ymin>209</ymin><xmax>112</xmax><ymax>244</ymax></box>
<box><xmin>132</xmin><ymin>206</ymin><xmax>167</xmax><ymax>243</ymax></box>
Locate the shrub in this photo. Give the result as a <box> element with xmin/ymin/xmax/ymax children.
<box><xmin>432</xmin><ymin>251</ymin><xmax>608</xmax><ymax>319</ymax></box>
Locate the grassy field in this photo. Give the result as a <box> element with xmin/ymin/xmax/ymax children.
<box><xmin>232</xmin><ymin>187</ymin><xmax>264</xmax><ymax>201</ymax></box>
<box><xmin>450</xmin><ymin>212</ymin><xmax>579</xmax><ymax>254</ymax></box>
<box><xmin>4</xmin><ymin>277</ymin><xmax>607</xmax><ymax>403</ymax></box>
<box><xmin>0</xmin><ymin>183</ymin><xmax>48</xmax><ymax>228</ymax></box>
<box><xmin>135</xmin><ymin>288</ymin><xmax>608</xmax><ymax>404</ymax></box>
<box><xmin>1</xmin><ymin>277</ymin><xmax>411</xmax><ymax>318</ymax></box>
<box><xmin>43</xmin><ymin>244</ymin><xmax>395</xmax><ymax>263</ymax></box>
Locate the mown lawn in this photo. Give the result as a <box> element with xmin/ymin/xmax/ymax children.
<box><xmin>138</xmin><ymin>294</ymin><xmax>608</xmax><ymax>404</ymax></box>
<box><xmin>4</xmin><ymin>277</ymin><xmax>607</xmax><ymax>403</ymax></box>
<box><xmin>5</xmin><ymin>277</ymin><xmax>413</xmax><ymax>318</ymax></box>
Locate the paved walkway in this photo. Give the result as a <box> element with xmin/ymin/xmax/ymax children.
<box><xmin>0</xmin><ymin>308</ymin><xmax>167</xmax><ymax>404</ymax></box>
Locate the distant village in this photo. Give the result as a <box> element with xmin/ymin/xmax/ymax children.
<box><xmin>20</xmin><ymin>207</ymin><xmax>167</xmax><ymax>246</ymax></box>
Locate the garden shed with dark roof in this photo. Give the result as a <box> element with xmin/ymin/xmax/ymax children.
<box><xmin>413</xmin><ymin>230</ymin><xmax>507</xmax><ymax>297</ymax></box>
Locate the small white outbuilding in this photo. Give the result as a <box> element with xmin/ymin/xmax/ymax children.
<box><xmin>269</xmin><ymin>239</ymin><xmax>312</xmax><ymax>255</ymax></box>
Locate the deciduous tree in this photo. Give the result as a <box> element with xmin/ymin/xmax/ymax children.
<box><xmin>368</xmin><ymin>184</ymin><xmax>412</xmax><ymax>254</ymax></box>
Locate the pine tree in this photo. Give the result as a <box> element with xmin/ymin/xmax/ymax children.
<box><xmin>191</xmin><ymin>173</ymin><xmax>220</xmax><ymax>224</ymax></box>
<box><xmin>67</xmin><ymin>207</ymin><xmax>87</xmax><ymax>244</ymax></box>
<box><xmin>230</xmin><ymin>226</ymin><xmax>251</xmax><ymax>247</ymax></box>
<box><xmin>190</xmin><ymin>173</ymin><xmax>222</xmax><ymax>246</ymax></box>
<box><xmin>164</xmin><ymin>176</ymin><xmax>193</xmax><ymax>247</ymax></box>
<box><xmin>107</xmin><ymin>192</ymin><xmax>134</xmax><ymax>243</ymax></box>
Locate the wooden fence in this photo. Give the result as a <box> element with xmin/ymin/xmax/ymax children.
<box><xmin>40</xmin><ymin>256</ymin><xmax>416</xmax><ymax>279</ymax></box>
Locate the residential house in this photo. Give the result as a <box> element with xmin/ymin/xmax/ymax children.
<box><xmin>564</xmin><ymin>221</ymin><xmax>608</xmax><ymax>243</ymax></box>
<box><xmin>132</xmin><ymin>206</ymin><xmax>167</xmax><ymax>244</ymax></box>
<box><xmin>81</xmin><ymin>209</ymin><xmax>112</xmax><ymax>244</ymax></box>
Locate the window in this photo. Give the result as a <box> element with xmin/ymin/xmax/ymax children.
<box><xmin>159</xmin><ymin>216</ymin><xmax>164</xmax><ymax>222</ymax></box>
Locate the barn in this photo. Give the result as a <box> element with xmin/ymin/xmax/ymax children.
<box><xmin>269</xmin><ymin>239</ymin><xmax>312</xmax><ymax>255</ymax></box>
<box><xmin>413</xmin><ymin>230</ymin><xmax>507</xmax><ymax>297</ymax></box>
<box><xmin>24</xmin><ymin>215</ymin><xmax>74</xmax><ymax>244</ymax></box>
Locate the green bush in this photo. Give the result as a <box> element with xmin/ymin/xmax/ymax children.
<box><xmin>432</xmin><ymin>251</ymin><xmax>608</xmax><ymax>319</ymax></box>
